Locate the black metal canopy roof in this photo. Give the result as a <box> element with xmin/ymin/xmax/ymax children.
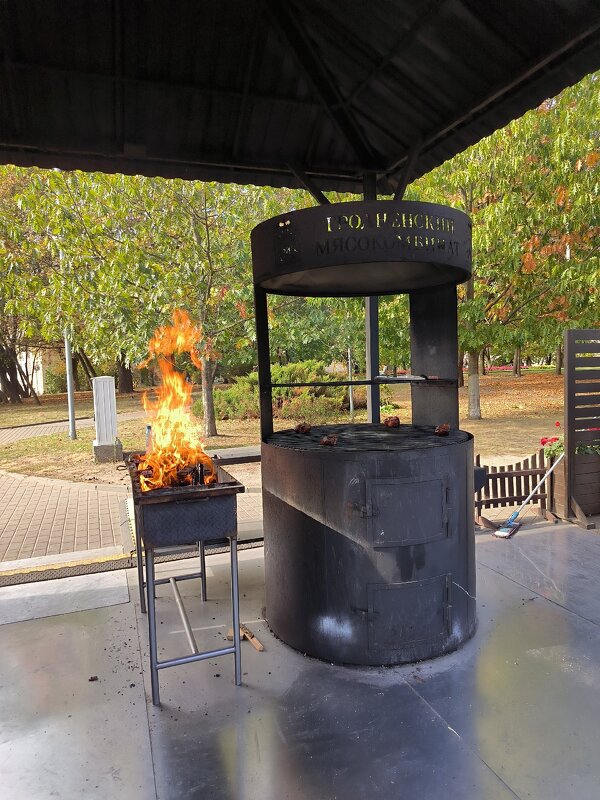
<box><xmin>0</xmin><ymin>0</ymin><xmax>599</xmax><ymax>194</ymax></box>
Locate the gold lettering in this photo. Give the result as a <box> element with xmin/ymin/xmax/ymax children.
<box><xmin>349</xmin><ymin>214</ymin><xmax>363</xmax><ymax>230</ymax></box>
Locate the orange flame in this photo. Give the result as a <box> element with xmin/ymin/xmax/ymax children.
<box><xmin>137</xmin><ymin>310</ymin><xmax>215</xmax><ymax>492</ymax></box>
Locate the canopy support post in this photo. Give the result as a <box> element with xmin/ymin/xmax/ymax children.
<box><xmin>363</xmin><ymin>172</ymin><xmax>380</xmax><ymax>423</ymax></box>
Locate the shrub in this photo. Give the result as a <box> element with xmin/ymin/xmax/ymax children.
<box><xmin>43</xmin><ymin>366</ymin><xmax>68</xmax><ymax>394</ymax></box>
<box><xmin>214</xmin><ymin>380</ymin><xmax>260</xmax><ymax>420</ymax></box>
<box><xmin>271</xmin><ymin>361</ymin><xmax>333</xmax><ymax>401</ymax></box>
<box><xmin>192</xmin><ymin>377</ymin><xmax>260</xmax><ymax>420</ymax></box>
<box><xmin>277</xmin><ymin>394</ymin><xmax>340</xmax><ymax>424</ymax></box>
<box><xmin>190</xmin><ymin>362</ymin><xmax>392</xmax><ymax>422</ymax></box>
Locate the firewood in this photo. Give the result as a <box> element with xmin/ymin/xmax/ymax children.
<box><xmin>227</xmin><ymin>625</ymin><xmax>265</xmax><ymax>652</ymax></box>
<box><xmin>383</xmin><ymin>416</ymin><xmax>400</xmax><ymax>427</ymax></box>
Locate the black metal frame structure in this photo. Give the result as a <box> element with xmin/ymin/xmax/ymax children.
<box><xmin>0</xmin><ymin>2</ymin><xmax>598</xmax><ymax>196</ymax></box>
<box><xmin>252</xmin><ymin>194</ymin><xmax>467</xmax><ymax>432</ymax></box>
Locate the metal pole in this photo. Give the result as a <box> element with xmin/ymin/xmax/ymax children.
<box><xmin>363</xmin><ymin>173</ymin><xmax>380</xmax><ymax>423</ymax></box>
<box><xmin>254</xmin><ymin>285</ymin><xmax>273</xmax><ymax>439</ymax></box>
<box><xmin>230</xmin><ymin>536</ymin><xmax>242</xmax><ymax>686</ymax></box>
<box><xmin>63</xmin><ymin>332</ymin><xmax>77</xmax><ymax>440</ymax></box>
<box><xmin>347</xmin><ymin>347</ymin><xmax>354</xmax><ymax>420</ymax></box>
<box><xmin>146</xmin><ymin>548</ymin><xmax>161</xmax><ymax>706</ymax></box>
<box><xmin>199</xmin><ymin>540</ymin><xmax>207</xmax><ymax>601</ymax></box>
<box><xmin>365</xmin><ymin>298</ymin><xmax>380</xmax><ymax>422</ymax></box>
<box><xmin>169</xmin><ymin>577</ymin><xmax>199</xmax><ymax>654</ymax></box>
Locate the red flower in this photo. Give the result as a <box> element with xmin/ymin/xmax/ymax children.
<box><xmin>540</xmin><ymin>437</ymin><xmax>549</xmax><ymax>445</ymax></box>
<box><xmin>555</xmin><ymin>421</ymin><xmax>561</xmax><ymax>428</ymax></box>
<box><xmin>548</xmin><ymin>437</ymin><xmax>559</xmax><ymax>444</ymax></box>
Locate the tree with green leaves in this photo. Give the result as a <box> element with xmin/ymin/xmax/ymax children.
<box><xmin>6</xmin><ymin>171</ymin><xmax>305</xmax><ymax>433</ymax></box>
<box><xmin>410</xmin><ymin>71</ymin><xmax>599</xmax><ymax>418</ymax></box>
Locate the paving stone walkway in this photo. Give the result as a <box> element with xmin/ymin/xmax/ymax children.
<box><xmin>0</xmin><ymin>467</ymin><xmax>263</xmax><ymax>564</ymax></box>
<box><xmin>0</xmin><ymin>471</ymin><xmax>127</xmax><ymax>562</ymax></box>
<box><xmin>0</xmin><ymin>418</ymin><xmax>263</xmax><ymax>565</ymax></box>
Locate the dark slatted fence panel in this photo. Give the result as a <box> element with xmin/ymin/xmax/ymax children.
<box><xmin>564</xmin><ymin>330</ymin><xmax>600</xmax><ymax>519</ymax></box>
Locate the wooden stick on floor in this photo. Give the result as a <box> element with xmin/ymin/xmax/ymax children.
<box><xmin>227</xmin><ymin>624</ymin><xmax>265</xmax><ymax>651</ymax></box>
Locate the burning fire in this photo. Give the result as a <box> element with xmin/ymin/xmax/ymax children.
<box><xmin>137</xmin><ymin>310</ymin><xmax>215</xmax><ymax>492</ymax></box>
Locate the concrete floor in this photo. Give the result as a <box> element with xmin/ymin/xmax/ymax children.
<box><xmin>1</xmin><ymin>523</ymin><xmax>600</xmax><ymax>799</ymax></box>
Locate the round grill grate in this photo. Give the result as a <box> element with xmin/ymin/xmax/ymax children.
<box><xmin>265</xmin><ymin>423</ymin><xmax>470</xmax><ymax>452</ymax></box>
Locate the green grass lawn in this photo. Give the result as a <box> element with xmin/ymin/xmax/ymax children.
<box><xmin>0</xmin><ymin>416</ymin><xmax>305</xmax><ymax>482</ymax></box>
<box><xmin>0</xmin><ymin>391</ymin><xmax>160</xmax><ymax>428</ymax></box>
<box><xmin>0</xmin><ymin>394</ymin><xmax>138</xmax><ymax>428</ymax></box>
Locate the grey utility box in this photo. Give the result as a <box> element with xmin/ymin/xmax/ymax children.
<box><xmin>92</xmin><ymin>376</ymin><xmax>123</xmax><ymax>463</ymax></box>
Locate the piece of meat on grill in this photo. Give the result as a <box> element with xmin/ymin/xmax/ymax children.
<box><xmin>320</xmin><ymin>434</ymin><xmax>338</xmax><ymax>447</ymax></box>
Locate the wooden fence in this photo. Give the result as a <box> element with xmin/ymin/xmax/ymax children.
<box><xmin>474</xmin><ymin>448</ymin><xmax>556</xmax><ymax>529</ymax></box>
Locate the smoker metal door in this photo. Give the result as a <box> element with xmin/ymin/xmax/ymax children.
<box><xmin>366</xmin><ymin>477</ymin><xmax>448</xmax><ymax>547</ymax></box>
<box><xmin>368</xmin><ymin>574</ymin><xmax>451</xmax><ymax>652</ymax></box>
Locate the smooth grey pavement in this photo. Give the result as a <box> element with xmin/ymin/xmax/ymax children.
<box><xmin>1</xmin><ymin>523</ymin><xmax>600</xmax><ymax>799</ymax></box>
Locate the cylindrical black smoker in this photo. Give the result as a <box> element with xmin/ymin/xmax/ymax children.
<box><xmin>252</xmin><ymin>199</ymin><xmax>476</xmax><ymax>665</ymax></box>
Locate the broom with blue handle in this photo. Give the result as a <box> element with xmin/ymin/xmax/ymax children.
<box><xmin>494</xmin><ymin>452</ymin><xmax>565</xmax><ymax>538</ymax></box>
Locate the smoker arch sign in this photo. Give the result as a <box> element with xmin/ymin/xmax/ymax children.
<box><xmin>252</xmin><ymin>200</ymin><xmax>472</xmax><ymax>297</ymax></box>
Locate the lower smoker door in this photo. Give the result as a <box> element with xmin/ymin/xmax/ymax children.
<box><xmin>368</xmin><ymin>574</ymin><xmax>451</xmax><ymax>653</ymax></box>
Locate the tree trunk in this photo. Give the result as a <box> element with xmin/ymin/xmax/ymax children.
<box><xmin>457</xmin><ymin>349</ymin><xmax>464</xmax><ymax>388</ymax></box>
<box><xmin>0</xmin><ymin>345</ymin><xmax>24</xmax><ymax>403</ymax></box>
<box><xmin>0</xmin><ymin>369</ymin><xmax>22</xmax><ymax>402</ymax></box>
<box><xmin>117</xmin><ymin>353</ymin><xmax>134</xmax><ymax>394</ymax></box>
<box><xmin>512</xmin><ymin>347</ymin><xmax>522</xmax><ymax>377</ymax></box>
<box><xmin>479</xmin><ymin>349</ymin><xmax>486</xmax><ymax>376</ymax></box>
<box><xmin>201</xmin><ymin>355</ymin><xmax>218</xmax><ymax>437</ymax></box>
<box><xmin>555</xmin><ymin>342</ymin><xmax>563</xmax><ymax>376</ymax></box>
<box><xmin>10</xmin><ymin>349</ymin><xmax>41</xmax><ymax>404</ymax></box>
<box><xmin>77</xmin><ymin>351</ymin><xmax>94</xmax><ymax>388</ymax></box>
<box><xmin>71</xmin><ymin>353</ymin><xmax>81</xmax><ymax>391</ymax></box>
<box><xmin>467</xmin><ymin>349</ymin><xmax>481</xmax><ymax>419</ymax></box>
<box><xmin>78</xmin><ymin>350</ymin><xmax>97</xmax><ymax>384</ymax></box>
